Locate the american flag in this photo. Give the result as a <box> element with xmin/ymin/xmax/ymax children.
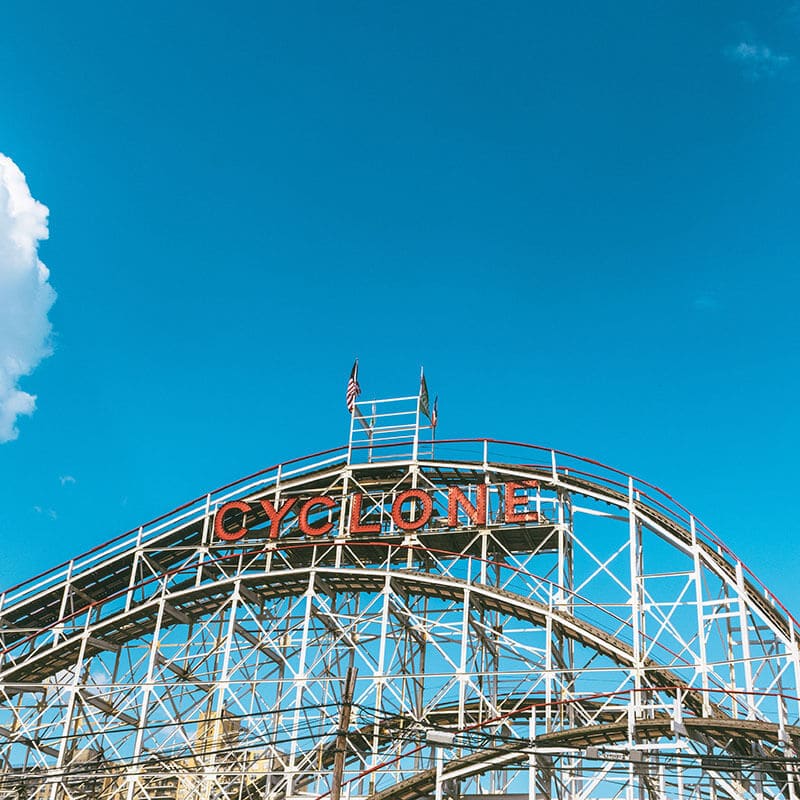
<box><xmin>419</xmin><ymin>370</ymin><xmax>430</xmax><ymax>420</ymax></box>
<box><xmin>346</xmin><ymin>360</ymin><xmax>361</xmax><ymax>413</ymax></box>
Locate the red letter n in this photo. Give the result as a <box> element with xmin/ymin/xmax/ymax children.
<box><xmin>447</xmin><ymin>485</ymin><xmax>487</xmax><ymax>527</ymax></box>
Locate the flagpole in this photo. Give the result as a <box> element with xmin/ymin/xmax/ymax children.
<box><xmin>412</xmin><ymin>367</ymin><xmax>422</xmax><ymax>463</ymax></box>
<box><xmin>368</xmin><ymin>402</ymin><xmax>375</xmax><ymax>463</ymax></box>
<box><xmin>346</xmin><ymin>359</ymin><xmax>361</xmax><ymax>464</ymax></box>
<box><xmin>347</xmin><ymin>399</ymin><xmax>355</xmax><ymax>464</ymax></box>
<box><xmin>430</xmin><ymin>397</ymin><xmax>436</xmax><ymax>460</ymax></box>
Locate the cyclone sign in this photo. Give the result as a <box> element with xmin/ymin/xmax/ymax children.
<box><xmin>213</xmin><ymin>480</ymin><xmax>540</xmax><ymax>542</ymax></box>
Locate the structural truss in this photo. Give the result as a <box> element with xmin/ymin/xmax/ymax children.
<box><xmin>1</xmin><ymin>396</ymin><xmax>799</xmax><ymax>800</ymax></box>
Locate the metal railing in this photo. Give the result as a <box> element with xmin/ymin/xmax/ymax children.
<box><xmin>0</xmin><ymin>438</ymin><xmax>794</xmax><ymax>640</ymax></box>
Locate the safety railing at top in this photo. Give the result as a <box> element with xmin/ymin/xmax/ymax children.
<box><xmin>0</xmin><ymin>438</ymin><xmax>795</xmax><ymax>639</ymax></box>
<box><xmin>0</xmin><ymin>444</ymin><xmax>349</xmax><ymax>619</ymax></box>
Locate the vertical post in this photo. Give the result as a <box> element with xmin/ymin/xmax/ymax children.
<box><xmin>735</xmin><ymin>561</ymin><xmax>755</xmax><ymax>719</ymax></box>
<box><xmin>457</xmin><ymin>584</ymin><xmax>470</xmax><ymax>730</ymax></box>
<box><xmin>690</xmin><ymin>518</ymin><xmax>711</xmax><ymax>716</ymax></box>
<box><xmin>0</xmin><ymin>590</ymin><xmax>5</xmax><ymax>670</ymax></box>
<box><xmin>556</xmin><ymin>496</ymin><xmax>566</xmax><ymax>611</ymax></box>
<box><xmin>368</xmin><ymin>402</ymin><xmax>376</xmax><ymax>463</ymax></box>
<box><xmin>125</xmin><ymin>529</ymin><xmax>144</xmax><ymax>613</ymax></box>
<box><xmin>753</xmin><ymin>750</ymin><xmax>765</xmax><ymax>800</ymax></box>
<box><xmin>544</xmin><ymin>613</ymin><xmax>553</xmax><ymax>732</ymax></box>
<box><xmin>213</xmin><ymin>583</ymin><xmax>241</xmax><ymax>721</ymax></box>
<box><xmin>369</xmin><ymin>575</ymin><xmax>392</xmax><ymax>793</ymax></box>
<box><xmin>412</xmin><ymin>388</ymin><xmax>421</xmax><ymax>462</ymax></box>
<box><xmin>564</xmin><ymin>496</ymin><xmax>575</xmax><ymax>728</ymax></box>
<box><xmin>787</xmin><ymin>746</ymin><xmax>799</xmax><ymax>800</ymax></box>
<box><xmin>55</xmin><ymin>560</ymin><xmax>76</xmax><ymax>645</ymax></box>
<box><xmin>196</xmin><ymin>496</ymin><xmax>212</xmax><ymax>588</ymax></box>
<box><xmin>288</xmin><ymin>573</ymin><xmax>315</xmax><ymax>794</ymax></box>
<box><xmin>626</xmin><ymin>759</ymin><xmax>635</xmax><ymax>800</ymax></box>
<box><xmin>435</xmin><ymin>744</ymin><xmax>444</xmax><ymax>800</ymax></box>
<box><xmin>721</xmin><ymin>579</ymin><xmax>737</xmax><ymax>717</ymax></box>
<box><xmin>336</xmin><ymin>476</ymin><xmax>349</xmax><ymax>570</ymax></box>
<box><xmin>430</xmin><ymin>407</ymin><xmax>436</xmax><ymax>461</ymax></box>
<box><xmin>126</xmin><ymin>587</ymin><xmax>169</xmax><ymax>800</ymax></box>
<box><xmin>528</xmin><ymin>708</ymin><xmax>537</xmax><ymax>800</ymax></box>
<box><xmin>331</xmin><ymin>666</ymin><xmax>358</xmax><ymax>800</ymax></box>
<box><xmin>628</xmin><ymin>477</ymin><xmax>644</xmax><ymax>712</ymax></box>
<box><xmin>49</xmin><ymin>624</ymin><xmax>92</xmax><ymax>800</ymax></box>
<box><xmin>790</xmin><ymin>621</ymin><xmax>800</xmax><ymax>726</ymax></box>
<box><xmin>555</xmin><ymin>493</ymin><xmax>568</xmax><ymax>737</ymax></box>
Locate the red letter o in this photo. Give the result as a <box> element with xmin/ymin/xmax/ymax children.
<box><xmin>391</xmin><ymin>490</ymin><xmax>433</xmax><ymax>531</ymax></box>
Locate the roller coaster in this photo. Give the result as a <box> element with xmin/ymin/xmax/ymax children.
<box><xmin>0</xmin><ymin>393</ymin><xmax>798</xmax><ymax>800</ymax></box>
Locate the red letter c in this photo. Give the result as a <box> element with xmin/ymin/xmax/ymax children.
<box><xmin>299</xmin><ymin>496</ymin><xmax>335</xmax><ymax>537</ymax></box>
<box><xmin>214</xmin><ymin>500</ymin><xmax>251</xmax><ymax>542</ymax></box>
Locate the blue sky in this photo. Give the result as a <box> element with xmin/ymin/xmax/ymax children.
<box><xmin>0</xmin><ymin>2</ymin><xmax>798</xmax><ymax>603</ymax></box>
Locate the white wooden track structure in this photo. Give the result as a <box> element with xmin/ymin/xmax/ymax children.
<box><xmin>1</xmin><ymin>395</ymin><xmax>799</xmax><ymax>800</ymax></box>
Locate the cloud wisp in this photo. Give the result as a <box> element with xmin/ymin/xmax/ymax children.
<box><xmin>728</xmin><ymin>41</ymin><xmax>792</xmax><ymax>80</ymax></box>
<box><xmin>33</xmin><ymin>505</ymin><xmax>58</xmax><ymax>521</ymax></box>
<box><xmin>0</xmin><ymin>153</ymin><xmax>56</xmax><ymax>442</ymax></box>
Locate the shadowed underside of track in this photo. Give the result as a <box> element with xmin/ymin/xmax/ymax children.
<box><xmin>360</xmin><ymin>716</ymin><xmax>800</xmax><ymax>800</ymax></box>
<box><xmin>0</xmin><ymin>567</ymin><xmax>718</xmax><ymax>723</ymax></box>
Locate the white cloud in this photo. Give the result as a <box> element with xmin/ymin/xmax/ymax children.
<box><xmin>0</xmin><ymin>153</ymin><xmax>56</xmax><ymax>442</ymax></box>
<box><xmin>59</xmin><ymin>474</ymin><xmax>76</xmax><ymax>486</ymax></box>
<box><xmin>728</xmin><ymin>41</ymin><xmax>792</xmax><ymax>79</ymax></box>
<box><xmin>33</xmin><ymin>505</ymin><xmax>58</xmax><ymax>520</ymax></box>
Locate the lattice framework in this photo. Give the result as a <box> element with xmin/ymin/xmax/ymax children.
<box><xmin>0</xmin><ymin>432</ymin><xmax>798</xmax><ymax>800</ymax></box>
